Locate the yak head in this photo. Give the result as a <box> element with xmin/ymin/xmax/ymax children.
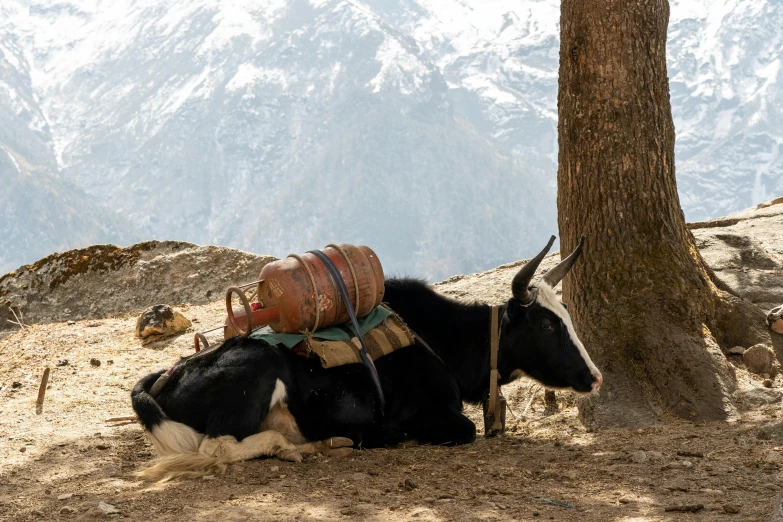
<box><xmin>499</xmin><ymin>235</ymin><xmax>602</xmax><ymax>394</ymax></box>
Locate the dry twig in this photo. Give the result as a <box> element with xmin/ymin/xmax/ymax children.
<box><xmin>7</xmin><ymin>307</ymin><xmax>29</xmax><ymax>329</ymax></box>
<box><xmin>36</xmin><ymin>367</ymin><xmax>50</xmax><ymax>414</ymax></box>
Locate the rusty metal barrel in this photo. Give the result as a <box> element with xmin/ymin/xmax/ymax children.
<box><xmin>225</xmin><ymin>244</ymin><xmax>384</xmax><ymax>337</ymax></box>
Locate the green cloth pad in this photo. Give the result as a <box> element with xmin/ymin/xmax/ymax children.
<box><xmin>248</xmin><ymin>305</ymin><xmax>394</xmax><ymax>348</ymax></box>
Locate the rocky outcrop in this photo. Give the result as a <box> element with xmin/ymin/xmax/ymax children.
<box><xmin>689</xmin><ymin>197</ymin><xmax>783</xmax><ymax>312</ymax></box>
<box><xmin>0</xmin><ymin>241</ymin><xmax>276</xmax><ymax>332</ymax></box>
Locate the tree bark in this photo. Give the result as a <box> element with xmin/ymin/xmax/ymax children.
<box><xmin>557</xmin><ymin>0</ymin><xmax>746</xmax><ymax>427</ymax></box>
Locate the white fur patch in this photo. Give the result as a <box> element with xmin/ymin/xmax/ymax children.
<box><xmin>148</xmin><ymin>420</ymin><xmax>204</xmax><ymax>456</ymax></box>
<box><xmin>535</xmin><ymin>283</ymin><xmax>602</xmax><ymax>381</ymax></box>
<box><xmin>269</xmin><ymin>379</ymin><xmax>287</xmax><ymax>411</ymax></box>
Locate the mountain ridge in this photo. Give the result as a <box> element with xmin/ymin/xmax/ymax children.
<box><xmin>1</xmin><ymin>0</ymin><xmax>780</xmax><ymax>278</ymax></box>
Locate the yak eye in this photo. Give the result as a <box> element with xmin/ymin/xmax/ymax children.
<box><xmin>541</xmin><ymin>322</ymin><xmax>553</xmax><ymax>331</ymax></box>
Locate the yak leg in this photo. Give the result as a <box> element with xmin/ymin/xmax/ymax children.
<box><xmin>412</xmin><ymin>407</ymin><xmax>477</xmax><ymax>446</ymax></box>
<box><xmin>199</xmin><ymin>430</ymin><xmax>305</xmax><ymax>463</ymax></box>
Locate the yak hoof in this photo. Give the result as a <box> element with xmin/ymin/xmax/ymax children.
<box><xmin>326</xmin><ymin>447</ymin><xmax>353</xmax><ymax>458</ymax></box>
<box><xmin>276</xmin><ymin>449</ymin><xmax>303</xmax><ymax>463</ymax></box>
<box><xmin>319</xmin><ymin>437</ymin><xmax>353</xmax><ymax>457</ymax></box>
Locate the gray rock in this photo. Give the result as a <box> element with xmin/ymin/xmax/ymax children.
<box><xmin>136</xmin><ymin>305</ymin><xmax>192</xmax><ymax>339</ymax></box>
<box><xmin>744</xmin><ymin>344</ymin><xmax>777</xmax><ymax>375</ymax></box>
<box><xmin>646</xmin><ymin>451</ymin><xmax>665</xmax><ymax>463</ymax></box>
<box><xmin>630</xmin><ymin>451</ymin><xmax>648</xmax><ymax>464</ymax></box>
<box><xmin>736</xmin><ymin>388</ymin><xmax>783</xmax><ymax>410</ymax></box>
<box><xmin>351</xmin><ymin>473</ymin><xmax>372</xmax><ymax>481</ymax></box>
<box><xmin>97</xmin><ymin>502</ymin><xmax>119</xmax><ymax>515</ymax></box>
<box><xmin>757</xmin><ymin>421</ymin><xmax>783</xmax><ymax>441</ymax></box>
<box><xmin>728</xmin><ymin>346</ymin><xmax>747</xmax><ymax>355</ymax></box>
<box><xmin>691</xmin><ymin>202</ymin><xmax>783</xmax><ymax>313</ymax></box>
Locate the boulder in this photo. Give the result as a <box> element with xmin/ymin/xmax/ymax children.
<box><xmin>136</xmin><ymin>304</ymin><xmax>192</xmax><ymax>339</ymax></box>
<box><xmin>690</xmin><ymin>199</ymin><xmax>783</xmax><ymax>313</ymax></box>
<box><xmin>743</xmin><ymin>343</ymin><xmax>777</xmax><ymax>376</ymax></box>
<box><xmin>757</xmin><ymin>421</ymin><xmax>783</xmax><ymax>441</ymax></box>
<box><xmin>735</xmin><ymin>388</ymin><xmax>783</xmax><ymax>410</ymax></box>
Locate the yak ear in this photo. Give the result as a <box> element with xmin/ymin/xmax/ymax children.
<box><xmin>512</xmin><ymin>235</ymin><xmax>555</xmax><ymax>304</ymax></box>
<box><xmin>542</xmin><ymin>234</ymin><xmax>586</xmax><ymax>287</ymax></box>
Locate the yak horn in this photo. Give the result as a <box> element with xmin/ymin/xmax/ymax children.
<box><xmin>542</xmin><ymin>234</ymin><xmax>587</xmax><ymax>287</ymax></box>
<box><xmin>512</xmin><ymin>235</ymin><xmax>556</xmax><ymax>304</ymax></box>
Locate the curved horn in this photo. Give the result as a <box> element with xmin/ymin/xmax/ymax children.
<box><xmin>542</xmin><ymin>234</ymin><xmax>587</xmax><ymax>287</ymax></box>
<box><xmin>512</xmin><ymin>235</ymin><xmax>556</xmax><ymax>304</ymax></box>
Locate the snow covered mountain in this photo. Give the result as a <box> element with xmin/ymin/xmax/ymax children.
<box><xmin>0</xmin><ymin>0</ymin><xmax>780</xmax><ymax>278</ymax></box>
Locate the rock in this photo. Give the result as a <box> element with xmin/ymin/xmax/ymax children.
<box><xmin>96</xmin><ymin>444</ymin><xmax>109</xmax><ymax>450</ymax></box>
<box><xmin>90</xmin><ymin>358</ymin><xmax>101</xmax><ymax>367</ymax></box>
<box><xmin>722</xmin><ymin>503</ymin><xmax>740</xmax><ymax>514</ymax></box>
<box><xmin>765</xmin><ymin>379</ymin><xmax>774</xmax><ymax>388</ymax></box>
<box><xmin>136</xmin><ymin>304</ymin><xmax>191</xmax><ymax>339</ymax></box>
<box><xmin>681</xmin><ymin>460</ymin><xmax>693</xmax><ymax>469</ymax></box>
<box><xmin>646</xmin><ymin>451</ymin><xmax>665</xmax><ymax>463</ymax></box>
<box><xmin>57</xmin><ymin>359</ymin><xmax>69</xmax><ymax>367</ymax></box>
<box><xmin>19</xmin><ymin>447</ymin><xmax>25</xmax><ymax>453</ymax></box>
<box><xmin>410</xmin><ymin>508</ymin><xmax>435</xmax><ymax>518</ymax></box>
<box><xmin>351</xmin><ymin>473</ymin><xmax>372</xmax><ymax>481</ymax></box>
<box><xmin>0</xmin><ymin>241</ymin><xmax>277</xmax><ymax>332</ymax></box>
<box><xmin>630</xmin><ymin>451</ymin><xmax>648</xmax><ymax>464</ymax></box>
<box><xmin>758</xmin><ymin>421</ymin><xmax>783</xmax><ymax>440</ymax></box>
<box><xmin>97</xmin><ymin>502</ymin><xmax>119</xmax><ymax>515</ymax></box>
<box><xmin>403</xmin><ymin>478</ymin><xmax>418</xmax><ymax>491</ymax></box>
<box><xmin>743</xmin><ymin>344</ymin><xmax>777</xmax><ymax>375</ymax></box>
<box><xmin>11</xmin><ymin>382</ymin><xmax>21</xmax><ymax>388</ymax></box>
<box><xmin>690</xmin><ymin>203</ymin><xmax>783</xmax><ymax>312</ymax></box>
<box><xmin>736</xmin><ymin>388</ymin><xmax>783</xmax><ymax>409</ymax></box>
<box><xmin>58</xmin><ymin>493</ymin><xmax>73</xmax><ymax>500</ymax></box>
<box><xmin>728</xmin><ymin>346</ymin><xmax>746</xmax><ymax>355</ymax></box>
<box><xmin>59</xmin><ymin>506</ymin><xmax>78</xmax><ymax>515</ymax></box>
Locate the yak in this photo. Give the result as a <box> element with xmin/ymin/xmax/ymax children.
<box><xmin>131</xmin><ymin>236</ymin><xmax>601</xmax><ymax>479</ymax></box>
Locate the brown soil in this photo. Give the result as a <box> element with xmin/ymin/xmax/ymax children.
<box><xmin>1</xmin><ymin>300</ymin><xmax>782</xmax><ymax>522</ymax></box>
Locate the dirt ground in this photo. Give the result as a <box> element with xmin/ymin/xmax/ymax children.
<box><xmin>2</xmin><ymin>299</ymin><xmax>782</xmax><ymax>522</ymax></box>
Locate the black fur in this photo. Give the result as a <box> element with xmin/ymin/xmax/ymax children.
<box><xmin>131</xmin><ymin>277</ymin><xmax>596</xmax><ymax>449</ymax></box>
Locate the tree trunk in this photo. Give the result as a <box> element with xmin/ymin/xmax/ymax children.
<box><xmin>557</xmin><ymin>0</ymin><xmax>752</xmax><ymax>427</ymax></box>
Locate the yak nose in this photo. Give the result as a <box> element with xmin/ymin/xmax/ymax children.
<box><xmin>591</xmin><ymin>373</ymin><xmax>603</xmax><ymax>390</ymax></box>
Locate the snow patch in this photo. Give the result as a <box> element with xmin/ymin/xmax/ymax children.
<box><xmin>226</xmin><ymin>64</ymin><xmax>290</xmax><ymax>92</ymax></box>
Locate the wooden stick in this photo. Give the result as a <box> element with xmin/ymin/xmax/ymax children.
<box><xmin>36</xmin><ymin>367</ymin><xmax>50</xmax><ymax>414</ymax></box>
<box><xmin>105</xmin><ymin>415</ymin><xmax>137</xmax><ymax>423</ymax></box>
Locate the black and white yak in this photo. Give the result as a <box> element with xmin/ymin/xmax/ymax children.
<box><xmin>131</xmin><ymin>236</ymin><xmax>602</xmax><ymax>479</ymax></box>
